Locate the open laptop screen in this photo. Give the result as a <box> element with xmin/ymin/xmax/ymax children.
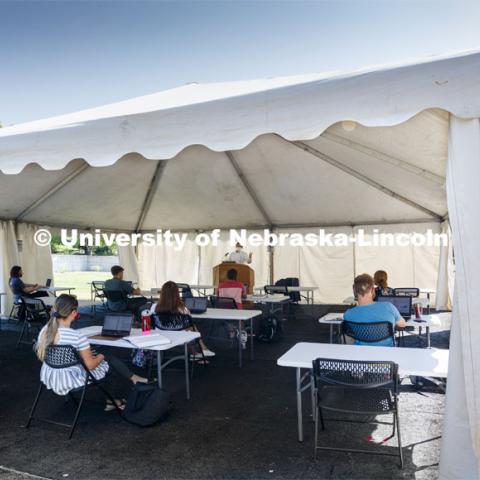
<box><xmin>377</xmin><ymin>295</ymin><xmax>412</xmax><ymax>317</ymax></box>
<box><xmin>103</xmin><ymin>314</ymin><xmax>133</xmax><ymax>334</ymax></box>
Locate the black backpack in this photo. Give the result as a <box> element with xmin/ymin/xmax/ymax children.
<box><xmin>122</xmin><ymin>383</ymin><xmax>171</xmax><ymax>427</ymax></box>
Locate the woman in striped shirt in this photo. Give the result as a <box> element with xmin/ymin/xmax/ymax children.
<box><xmin>36</xmin><ymin>294</ymin><xmax>147</xmax><ymax>410</ymax></box>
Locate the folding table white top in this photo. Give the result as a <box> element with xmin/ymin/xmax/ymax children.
<box><xmin>190</xmin><ymin>308</ymin><xmax>262</xmax><ymax>320</ymax></box>
<box><xmin>277</xmin><ymin>342</ymin><xmax>449</xmax><ymax>378</ymax></box>
<box><xmin>77</xmin><ymin>326</ymin><xmax>200</xmax><ymax>351</ymax></box>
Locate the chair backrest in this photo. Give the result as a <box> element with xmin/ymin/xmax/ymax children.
<box><xmin>264</xmin><ymin>284</ymin><xmax>288</xmax><ymax>295</ymax></box>
<box><xmin>176</xmin><ymin>283</ymin><xmax>193</xmax><ymax>299</ymax></box>
<box><xmin>92</xmin><ymin>281</ymin><xmax>105</xmax><ymax>293</ymax></box>
<box><xmin>393</xmin><ymin>287</ymin><xmax>420</xmax><ymax>298</ymax></box>
<box><xmin>342</xmin><ymin>320</ymin><xmax>395</xmax><ymax>345</ymax></box>
<box><xmin>313</xmin><ymin>358</ymin><xmax>398</xmax><ymax>392</ymax></box>
<box><xmin>218</xmin><ymin>286</ymin><xmax>243</xmax><ymax>307</ymax></box>
<box><xmin>278</xmin><ymin>277</ymin><xmax>300</xmax><ymax>302</ymax></box>
<box><xmin>104</xmin><ymin>290</ymin><xmax>127</xmax><ymax>302</ymax></box>
<box><xmin>210</xmin><ymin>295</ymin><xmax>238</xmax><ymax>309</ymax></box>
<box><xmin>153</xmin><ymin>312</ymin><xmax>192</xmax><ymax>331</ymax></box>
<box><xmin>44</xmin><ymin>345</ymin><xmax>82</xmax><ymax>369</ymax></box>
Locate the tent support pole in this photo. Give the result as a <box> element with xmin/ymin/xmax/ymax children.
<box><xmin>322</xmin><ymin>131</ymin><xmax>445</xmax><ymax>185</ymax></box>
<box><xmin>284</xmin><ymin>138</ymin><xmax>443</xmax><ymax>221</ymax></box>
<box><xmin>15</xmin><ymin>163</ymin><xmax>90</xmax><ymax>221</ymax></box>
<box><xmin>225</xmin><ymin>151</ymin><xmax>274</xmax><ymax>228</ymax></box>
<box><xmin>135</xmin><ymin>160</ymin><xmax>168</xmax><ymax>232</ymax></box>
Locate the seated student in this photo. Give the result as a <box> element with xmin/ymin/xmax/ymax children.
<box><xmin>151</xmin><ymin>281</ymin><xmax>215</xmax><ymax>359</ymax></box>
<box><xmin>373</xmin><ymin>270</ymin><xmax>394</xmax><ymax>298</ymax></box>
<box><xmin>217</xmin><ymin>268</ymin><xmax>246</xmax><ymax>309</ymax></box>
<box><xmin>9</xmin><ymin>265</ymin><xmax>49</xmax><ymax>303</ymax></box>
<box><xmin>217</xmin><ymin>269</ymin><xmax>248</xmax><ymax>348</ymax></box>
<box><xmin>344</xmin><ymin>273</ymin><xmax>406</xmax><ymax>347</ymax></box>
<box><xmin>104</xmin><ymin>265</ymin><xmax>147</xmax><ymax>318</ymax></box>
<box><xmin>36</xmin><ymin>294</ymin><xmax>147</xmax><ymax>410</ymax></box>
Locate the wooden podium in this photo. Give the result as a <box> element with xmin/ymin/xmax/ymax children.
<box><xmin>213</xmin><ymin>262</ymin><xmax>255</xmax><ymax>294</ymax></box>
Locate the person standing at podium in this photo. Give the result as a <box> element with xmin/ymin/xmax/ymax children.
<box><xmin>227</xmin><ymin>242</ymin><xmax>252</xmax><ymax>264</ymax></box>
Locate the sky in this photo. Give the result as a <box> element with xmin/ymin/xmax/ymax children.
<box><xmin>1</xmin><ymin>0</ymin><xmax>480</xmax><ymax>126</ymax></box>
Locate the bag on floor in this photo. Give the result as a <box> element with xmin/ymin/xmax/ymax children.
<box><xmin>122</xmin><ymin>383</ymin><xmax>171</xmax><ymax>427</ymax></box>
<box><xmin>131</xmin><ymin>348</ymin><xmax>154</xmax><ymax>368</ymax></box>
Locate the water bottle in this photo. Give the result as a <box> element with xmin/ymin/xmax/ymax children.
<box><xmin>141</xmin><ymin>310</ymin><xmax>152</xmax><ymax>334</ymax></box>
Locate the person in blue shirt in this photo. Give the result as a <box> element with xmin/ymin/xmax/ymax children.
<box><xmin>344</xmin><ymin>273</ymin><xmax>406</xmax><ymax>347</ymax></box>
<box><xmin>9</xmin><ymin>265</ymin><xmax>48</xmax><ymax>303</ymax></box>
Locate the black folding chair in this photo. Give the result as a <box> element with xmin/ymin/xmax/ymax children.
<box><xmin>209</xmin><ymin>295</ymin><xmax>238</xmax><ymax>310</ymax></box>
<box><xmin>17</xmin><ymin>297</ymin><xmax>50</xmax><ymax>347</ymax></box>
<box><xmin>8</xmin><ymin>298</ymin><xmax>24</xmax><ymax>324</ymax></box>
<box><xmin>104</xmin><ymin>290</ymin><xmax>128</xmax><ymax>313</ymax></box>
<box><xmin>393</xmin><ymin>288</ymin><xmax>420</xmax><ymax>298</ymax></box>
<box><xmin>152</xmin><ymin>312</ymin><xmax>206</xmax><ymax>374</ymax></box>
<box><xmin>92</xmin><ymin>281</ymin><xmax>106</xmax><ymax>306</ymax></box>
<box><xmin>207</xmin><ymin>296</ymin><xmax>242</xmax><ymax>348</ymax></box>
<box><xmin>264</xmin><ymin>285</ymin><xmax>287</xmax><ymax>295</ymax></box>
<box><xmin>342</xmin><ymin>320</ymin><xmax>396</xmax><ymax>347</ymax></box>
<box><xmin>176</xmin><ymin>283</ymin><xmax>194</xmax><ymax>299</ymax></box>
<box><xmin>26</xmin><ymin>345</ymin><xmax>121</xmax><ymax>439</ymax></box>
<box><xmin>313</xmin><ymin>358</ymin><xmax>403</xmax><ymax>468</ymax></box>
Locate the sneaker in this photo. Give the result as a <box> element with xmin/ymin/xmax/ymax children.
<box><xmin>239</xmin><ymin>330</ymin><xmax>248</xmax><ymax>349</ymax></box>
<box><xmin>202</xmin><ymin>349</ymin><xmax>216</xmax><ymax>357</ymax></box>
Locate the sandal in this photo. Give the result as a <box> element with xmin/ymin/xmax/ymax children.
<box><xmin>104</xmin><ymin>399</ymin><xmax>126</xmax><ymax>412</ymax></box>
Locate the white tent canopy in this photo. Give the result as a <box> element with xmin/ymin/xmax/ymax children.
<box><xmin>1</xmin><ymin>48</ymin><xmax>480</xmax><ymax>479</ymax></box>
<box><xmin>4</xmin><ymin>49</ymin><xmax>477</xmax><ymax>230</ymax></box>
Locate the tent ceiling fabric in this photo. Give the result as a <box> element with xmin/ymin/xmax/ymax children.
<box><xmin>0</xmin><ymin>50</ymin><xmax>462</xmax><ymax>230</ymax></box>
<box><xmin>0</xmin><ymin>110</ymin><xmax>447</xmax><ymax>230</ymax></box>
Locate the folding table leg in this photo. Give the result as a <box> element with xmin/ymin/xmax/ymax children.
<box><xmin>250</xmin><ymin>317</ymin><xmax>254</xmax><ymax>361</ymax></box>
<box><xmin>296</xmin><ymin>368</ymin><xmax>304</xmax><ymax>442</ymax></box>
<box><xmin>157</xmin><ymin>351</ymin><xmax>163</xmax><ymax>388</ymax></box>
<box><xmin>184</xmin><ymin>343</ymin><xmax>190</xmax><ymax>400</ymax></box>
<box><xmin>238</xmin><ymin>322</ymin><xmax>242</xmax><ymax>368</ymax></box>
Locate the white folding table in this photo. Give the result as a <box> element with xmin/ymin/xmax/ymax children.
<box><xmin>190</xmin><ymin>285</ymin><xmax>215</xmax><ymax>296</ymax></box>
<box><xmin>277</xmin><ymin>342</ymin><xmax>449</xmax><ymax>441</ymax></box>
<box><xmin>77</xmin><ymin>326</ymin><xmax>200</xmax><ymax>399</ymax></box>
<box><xmin>254</xmin><ymin>286</ymin><xmax>318</xmax><ymax>305</ymax></box>
<box><xmin>191</xmin><ymin>308</ymin><xmax>263</xmax><ymax>367</ymax></box>
<box><xmin>39</xmin><ymin>286</ymin><xmax>76</xmax><ymax>296</ymax></box>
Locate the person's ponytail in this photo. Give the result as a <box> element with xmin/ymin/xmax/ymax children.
<box><xmin>35</xmin><ymin>294</ymin><xmax>78</xmax><ymax>361</ymax></box>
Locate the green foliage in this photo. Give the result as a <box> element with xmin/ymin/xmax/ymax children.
<box><xmin>50</xmin><ymin>234</ymin><xmax>118</xmax><ymax>256</ymax></box>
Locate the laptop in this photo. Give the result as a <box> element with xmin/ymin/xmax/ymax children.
<box><xmin>101</xmin><ymin>313</ymin><xmax>134</xmax><ymax>337</ymax></box>
<box><xmin>184</xmin><ymin>296</ymin><xmax>208</xmax><ymax>314</ymax></box>
<box><xmin>45</xmin><ymin>278</ymin><xmax>52</xmax><ymax>288</ymax></box>
<box><xmin>377</xmin><ymin>295</ymin><xmax>412</xmax><ymax>319</ymax></box>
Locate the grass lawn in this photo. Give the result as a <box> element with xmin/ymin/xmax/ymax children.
<box><xmin>53</xmin><ymin>271</ymin><xmax>110</xmax><ymax>300</ymax></box>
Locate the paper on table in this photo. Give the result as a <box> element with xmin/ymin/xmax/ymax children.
<box><xmin>124</xmin><ymin>332</ymin><xmax>171</xmax><ymax>348</ymax></box>
<box><xmin>79</xmin><ymin>326</ymin><xmax>103</xmax><ymax>337</ymax></box>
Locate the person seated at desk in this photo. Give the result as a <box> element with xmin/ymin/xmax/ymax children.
<box><xmin>217</xmin><ymin>268</ymin><xmax>246</xmax><ymax>309</ymax></box>
<box><xmin>344</xmin><ymin>273</ymin><xmax>406</xmax><ymax>347</ymax></box>
<box><xmin>150</xmin><ymin>281</ymin><xmax>215</xmax><ymax>359</ymax></box>
<box><xmin>373</xmin><ymin>269</ymin><xmax>394</xmax><ymax>298</ymax></box>
<box><xmin>104</xmin><ymin>265</ymin><xmax>147</xmax><ymax>319</ymax></box>
<box><xmin>227</xmin><ymin>242</ymin><xmax>252</xmax><ymax>264</ymax></box>
<box><xmin>9</xmin><ymin>265</ymin><xmax>49</xmax><ymax>303</ymax></box>
<box><xmin>36</xmin><ymin>294</ymin><xmax>147</xmax><ymax>410</ymax></box>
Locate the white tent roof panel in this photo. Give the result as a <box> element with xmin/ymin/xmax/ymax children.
<box><xmin>0</xmin><ymin>49</ymin><xmax>469</xmax><ymax>229</ymax></box>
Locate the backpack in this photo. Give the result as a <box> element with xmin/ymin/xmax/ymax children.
<box><xmin>257</xmin><ymin>313</ymin><xmax>283</xmax><ymax>343</ymax></box>
<box><xmin>122</xmin><ymin>383</ymin><xmax>171</xmax><ymax>427</ymax></box>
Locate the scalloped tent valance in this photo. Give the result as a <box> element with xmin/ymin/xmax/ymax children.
<box><xmin>1</xmin><ymin>49</ymin><xmax>477</xmax><ymax>230</ymax></box>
